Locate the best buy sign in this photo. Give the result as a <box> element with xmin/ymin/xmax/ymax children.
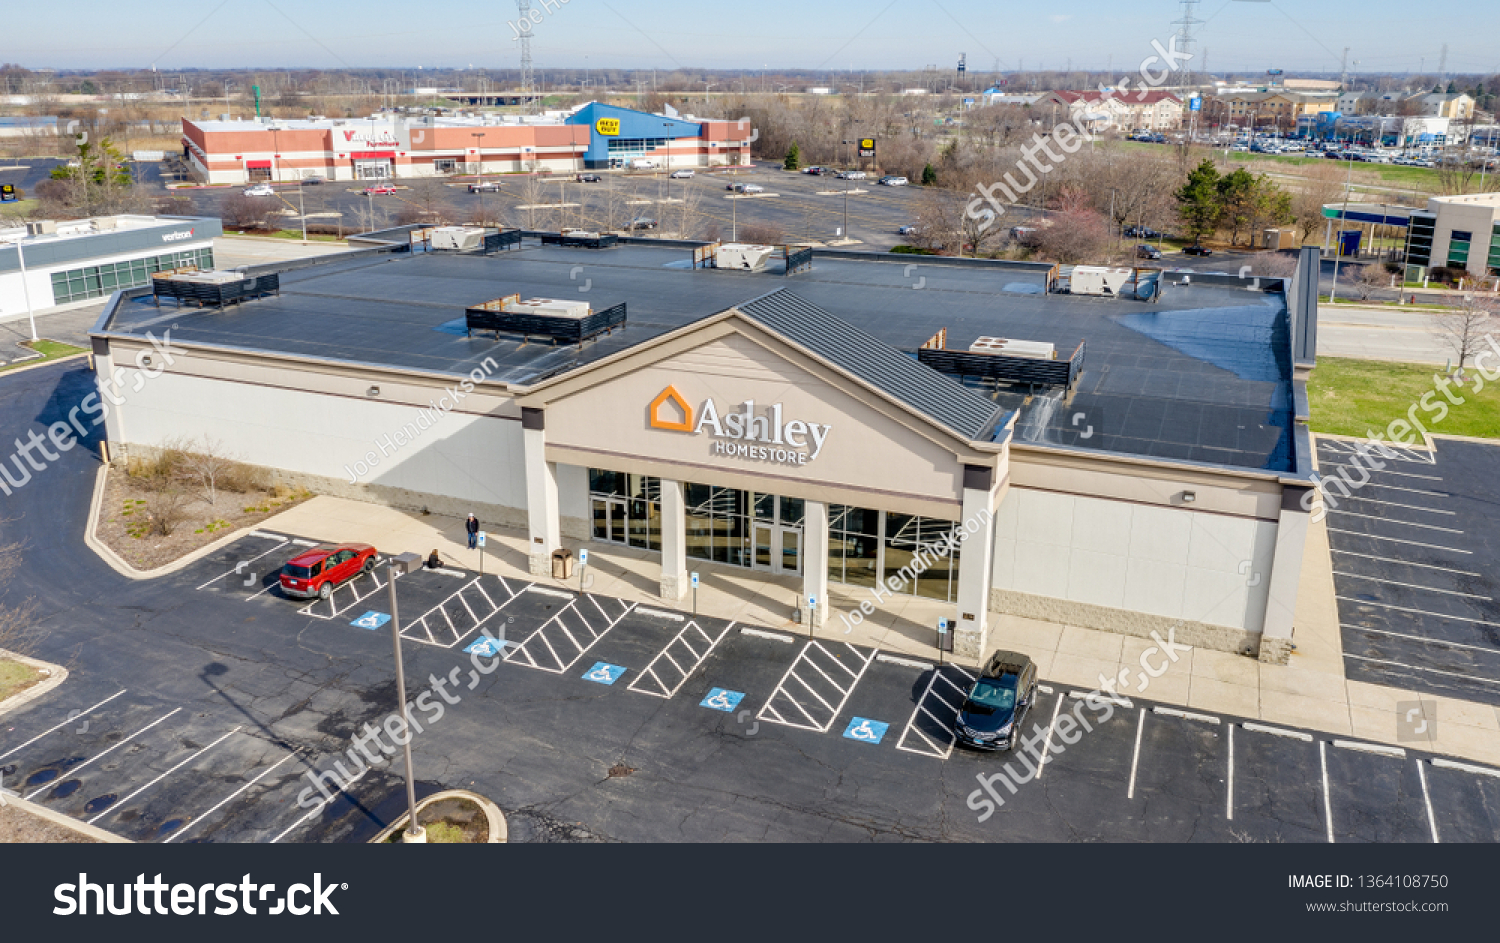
<box><xmin>596</xmin><ymin>118</ymin><xmax>621</xmax><ymax>136</ymax></box>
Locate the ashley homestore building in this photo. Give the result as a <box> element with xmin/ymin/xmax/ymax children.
<box><xmin>89</xmin><ymin>240</ymin><xmax>1320</xmax><ymax>663</ymax></box>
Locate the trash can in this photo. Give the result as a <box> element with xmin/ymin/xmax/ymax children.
<box><xmin>551</xmin><ymin>548</ymin><xmax>574</xmax><ymax>580</ymax></box>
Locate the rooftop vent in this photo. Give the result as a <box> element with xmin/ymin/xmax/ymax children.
<box><xmin>152</xmin><ymin>268</ymin><xmax>280</xmax><ymax>308</ymax></box>
<box><xmin>465</xmin><ymin>294</ymin><xmax>626</xmax><ymax>345</ymax></box>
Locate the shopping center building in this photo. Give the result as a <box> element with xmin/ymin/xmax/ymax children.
<box><xmin>88</xmin><ymin>238</ymin><xmax>1320</xmax><ymax>663</ymax></box>
<box><xmin>181</xmin><ymin>103</ymin><xmax>754</xmax><ymax>184</ymax></box>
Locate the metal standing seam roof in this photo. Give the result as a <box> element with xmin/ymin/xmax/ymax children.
<box><xmin>733</xmin><ymin>288</ymin><xmax>1005</xmax><ymax>442</ymax></box>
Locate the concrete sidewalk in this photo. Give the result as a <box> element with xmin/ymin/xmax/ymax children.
<box><xmin>263</xmin><ymin>495</ymin><xmax>1500</xmax><ymax>767</ymax></box>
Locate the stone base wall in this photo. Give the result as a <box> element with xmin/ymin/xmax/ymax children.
<box><xmin>989</xmin><ymin>588</ymin><xmax>1260</xmax><ymax>656</ymax></box>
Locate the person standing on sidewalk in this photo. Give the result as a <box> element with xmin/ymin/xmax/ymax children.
<box><xmin>466</xmin><ymin>513</ymin><xmax>480</xmax><ymax>550</ymax></box>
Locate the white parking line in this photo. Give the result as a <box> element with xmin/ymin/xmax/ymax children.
<box><xmin>526</xmin><ymin>586</ymin><xmax>574</xmax><ymax>599</ymax></box>
<box><xmin>628</xmin><ymin>620</ymin><xmax>734</xmax><ymax>699</ymax></box>
<box><xmin>1068</xmin><ymin>690</ymin><xmax>1134</xmax><ymax>708</ymax></box>
<box><xmin>87</xmin><ymin>727</ymin><xmax>242</xmax><ymax>824</ymax></box>
<box><xmin>290</xmin><ymin>538</ymin><xmax>320</xmax><ymax>547</ymax></box>
<box><xmin>634</xmin><ymin>607</ymin><xmax>686</xmax><ymax>621</ymax></box>
<box><xmin>1330</xmin><ymin>550</ymin><xmax>1480</xmax><ymax>577</ymax></box>
<box><xmin>895</xmin><ymin>664</ymin><xmax>975</xmax><ymax>759</ymax></box>
<box><xmin>196</xmin><ymin>543</ymin><xmax>293</xmax><ymax>590</ymax></box>
<box><xmin>0</xmin><ymin>689</ymin><xmax>127</xmax><ymax>762</ymax></box>
<box><xmin>1326</xmin><ymin>528</ymin><xmax>1471</xmax><ymax>554</ymax></box>
<box><xmin>1226</xmin><ymin>723</ymin><xmax>1234</xmax><ymax>821</ymax></box>
<box><xmin>1332</xmin><ymin>739</ymin><xmax>1407</xmax><ymax>758</ymax></box>
<box><xmin>503</xmin><ymin>596</ymin><xmax>636</xmax><ymax>673</ymax></box>
<box><xmin>1418</xmin><ymin>760</ymin><xmax>1439</xmax><ymax>844</ymax></box>
<box><xmin>1337</xmin><ymin>496</ymin><xmax>1455</xmax><ymax>515</ymax></box>
<box><xmin>740</xmin><ymin>627</ymin><xmax>794</xmax><ymax>643</ymax></box>
<box><xmin>247</xmin><ymin>531</ymin><xmax>289</xmax><ymax>541</ymax></box>
<box><xmin>1126</xmin><ymin>708</ymin><xmax>1146</xmax><ymax>799</ymax></box>
<box><xmin>1241</xmin><ymin>721</ymin><xmax>1313</xmax><ymax>741</ymax></box>
<box><xmin>1035</xmin><ymin>693</ymin><xmax>1064</xmax><ymax>780</ymax></box>
<box><xmin>25</xmin><ymin>708</ymin><xmax>182</xmax><ymax>800</ymax></box>
<box><xmin>757</xmin><ymin>641</ymin><xmax>878</xmax><ymax>734</ymax></box>
<box><xmin>1332</xmin><ymin>481</ymin><xmax>1448</xmax><ymax>498</ymax></box>
<box><xmin>165</xmin><ymin>752</ymin><xmax>298</xmax><ymax>843</ymax></box>
<box><xmin>270</xmin><ymin>763</ymin><xmax>373</xmax><ymax>843</ymax></box>
<box><xmin>1344</xmin><ymin>653</ymin><xmax>1500</xmax><ymax>686</ymax></box>
<box><xmin>1333</xmin><ymin>572</ymin><xmax>1491</xmax><ymax>600</ymax></box>
<box><xmin>1318</xmin><ymin>462</ymin><xmax>1442</xmax><ymax>481</ymax></box>
<box><xmin>1324</xmin><ymin>510</ymin><xmax>1461</xmax><ymax>534</ymax></box>
<box><xmin>1320</xmin><ymin>740</ymin><xmax>1334</xmax><ymax>843</ymax></box>
<box><xmin>1341</xmin><ymin>623</ymin><xmax>1500</xmax><ymax>656</ymax></box>
<box><xmin>1336</xmin><ymin>597</ymin><xmax>1500</xmax><ymax>629</ymax></box>
<box><xmin>877</xmin><ymin>654</ymin><xmax>931</xmax><ymax>670</ymax></box>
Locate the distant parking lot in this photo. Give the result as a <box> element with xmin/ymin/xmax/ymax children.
<box><xmin>1319</xmin><ymin>436</ymin><xmax>1500</xmax><ymax>706</ymax></box>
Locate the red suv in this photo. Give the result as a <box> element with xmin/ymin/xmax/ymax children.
<box><xmin>279</xmin><ymin>543</ymin><xmax>378</xmax><ymax>599</ymax></box>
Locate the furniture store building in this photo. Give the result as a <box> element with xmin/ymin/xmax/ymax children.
<box><xmin>89</xmin><ymin>240</ymin><xmax>1320</xmax><ymax>663</ymax></box>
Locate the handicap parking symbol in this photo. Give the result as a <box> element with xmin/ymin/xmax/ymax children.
<box><xmin>582</xmin><ymin>662</ymin><xmax>626</xmax><ymax>685</ymax></box>
<box><xmin>464</xmin><ymin>636</ymin><xmax>506</xmax><ymax>657</ymax></box>
<box><xmin>700</xmin><ymin>688</ymin><xmax>745</xmax><ymax>712</ymax></box>
<box><xmin>842</xmin><ymin>717</ymin><xmax>890</xmax><ymax>745</ymax></box>
<box><xmin>351</xmin><ymin>611</ymin><xmax>391</xmax><ymax>630</ymax></box>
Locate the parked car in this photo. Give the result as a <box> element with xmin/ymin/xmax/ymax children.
<box><xmin>1124</xmin><ymin>225</ymin><xmax>1161</xmax><ymax>238</ymax></box>
<box><xmin>835</xmin><ymin>170</ymin><xmax>867</xmax><ymax>179</ymax></box>
<box><xmin>669</xmin><ymin>169</ymin><xmax>695</xmax><ymax>178</ymax></box>
<box><xmin>575</xmin><ymin>173</ymin><xmax>602</xmax><ymax>183</ymax></box>
<box><xmin>954</xmin><ymin>651</ymin><xmax>1038</xmax><ymax>751</ymax></box>
<box><xmin>801</xmin><ymin>166</ymin><xmax>826</xmax><ymax>175</ymax></box>
<box><xmin>362</xmin><ymin>185</ymin><xmax>396</xmax><ymax>195</ymax></box>
<box><xmin>626</xmin><ymin>218</ymin><xmax>659</xmax><ymax>230</ymax></box>
<box><xmin>628</xmin><ymin>158</ymin><xmax>656</xmax><ymax>170</ymax></box>
<box><xmin>1182</xmin><ymin>244</ymin><xmax>1213</xmax><ymax>256</ymax></box>
<box><xmin>243</xmin><ymin>184</ymin><xmax>275</xmax><ymax>197</ymax></box>
<box><xmin>279</xmin><ymin>543</ymin><xmax>378</xmax><ymax>600</ymax></box>
<box><xmin>897</xmin><ymin>225</ymin><xmax>919</xmax><ymax>237</ymax></box>
<box><xmin>299</xmin><ymin>176</ymin><xmax>325</xmax><ymax>185</ymax></box>
<box><xmin>878</xmin><ymin>175</ymin><xmax>908</xmax><ymax>186</ymax></box>
<box><xmin>1136</xmin><ymin>244</ymin><xmax>1162</xmax><ymax>260</ymax></box>
<box><xmin>726</xmin><ymin>183</ymin><xmax>764</xmax><ymax>194</ymax></box>
<box><xmin>468</xmin><ymin>181</ymin><xmax>503</xmax><ymax>192</ymax></box>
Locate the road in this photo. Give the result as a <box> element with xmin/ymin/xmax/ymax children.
<box><xmin>1317</xmin><ymin>304</ymin><xmax>1455</xmax><ymax>365</ymax></box>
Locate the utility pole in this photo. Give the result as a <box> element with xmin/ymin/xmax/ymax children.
<box><xmin>517</xmin><ymin>0</ymin><xmax>536</xmax><ymax>114</ymax></box>
<box><xmin>1340</xmin><ymin>47</ymin><xmax>1350</xmax><ymax>90</ymax></box>
<box><xmin>472</xmin><ymin>131</ymin><xmax>486</xmax><ymax>225</ymax></box>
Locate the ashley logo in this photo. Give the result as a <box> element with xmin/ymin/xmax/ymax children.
<box><xmin>649</xmin><ymin>387</ymin><xmax>830</xmax><ymax>461</ymax></box>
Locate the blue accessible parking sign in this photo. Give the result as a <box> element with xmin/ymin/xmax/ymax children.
<box><xmin>351</xmin><ymin>611</ymin><xmax>391</xmax><ymax>630</ymax></box>
<box><xmin>700</xmin><ymin>688</ymin><xmax>745</xmax><ymax>712</ymax></box>
<box><xmin>582</xmin><ymin>662</ymin><xmax>626</xmax><ymax>685</ymax></box>
<box><xmin>842</xmin><ymin>717</ymin><xmax>889</xmax><ymax>744</ymax></box>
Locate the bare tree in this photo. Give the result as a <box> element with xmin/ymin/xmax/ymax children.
<box><xmin>1435</xmin><ymin>294</ymin><xmax>1499</xmax><ymax>368</ymax></box>
<box><xmin>177</xmin><ymin>435</ymin><xmax>237</xmax><ymax>511</ymax></box>
<box><xmin>1351</xmin><ymin>262</ymin><xmax>1393</xmax><ymax>302</ymax></box>
<box><xmin>517</xmin><ymin>173</ymin><xmax>553</xmax><ymax>231</ymax></box>
<box><xmin>1290</xmin><ymin>161</ymin><xmax>1347</xmax><ymax>243</ymax></box>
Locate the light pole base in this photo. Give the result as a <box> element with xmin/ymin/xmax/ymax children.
<box><xmin>401</xmin><ymin>826</ymin><xmax>428</xmax><ymax>843</ymax></box>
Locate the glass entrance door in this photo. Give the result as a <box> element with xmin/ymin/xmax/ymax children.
<box><xmin>592</xmin><ymin>497</ymin><xmax>626</xmax><ymax>545</ymax></box>
<box><xmin>752</xmin><ymin>524</ymin><xmax>801</xmax><ymax>575</ymax></box>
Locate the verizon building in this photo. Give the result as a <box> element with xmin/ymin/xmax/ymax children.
<box><xmin>89</xmin><ymin>241</ymin><xmax>1320</xmax><ymax>664</ymax></box>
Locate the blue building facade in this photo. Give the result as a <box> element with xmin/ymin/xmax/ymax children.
<box><xmin>566</xmin><ymin>103</ymin><xmax>707</xmax><ymax>169</ymax></box>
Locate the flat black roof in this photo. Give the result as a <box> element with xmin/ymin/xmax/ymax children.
<box><xmin>98</xmin><ymin>243</ymin><xmax>1293</xmax><ymax>473</ymax></box>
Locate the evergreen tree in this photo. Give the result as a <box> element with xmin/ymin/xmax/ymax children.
<box><xmin>921</xmin><ymin>163</ymin><xmax>937</xmax><ymax>186</ymax></box>
<box><xmin>783</xmin><ymin>141</ymin><xmax>800</xmax><ymax>171</ymax></box>
<box><xmin>1175</xmin><ymin>159</ymin><xmax>1222</xmax><ymax>244</ymax></box>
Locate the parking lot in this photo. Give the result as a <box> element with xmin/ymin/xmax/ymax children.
<box><xmin>7</xmin><ymin>525</ymin><xmax>1500</xmax><ymax>843</ymax></box>
<box><xmin>1317</xmin><ymin>435</ymin><xmax>1500</xmax><ymax>706</ymax></box>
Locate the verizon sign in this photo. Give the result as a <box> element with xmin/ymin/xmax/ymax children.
<box><xmin>161</xmin><ymin>229</ymin><xmax>196</xmax><ymax>242</ymax></box>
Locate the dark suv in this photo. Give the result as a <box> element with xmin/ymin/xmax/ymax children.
<box><xmin>955</xmin><ymin>650</ymin><xmax>1038</xmax><ymax>751</ymax></box>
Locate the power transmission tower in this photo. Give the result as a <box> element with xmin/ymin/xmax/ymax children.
<box><xmin>1340</xmin><ymin>47</ymin><xmax>1349</xmax><ymax>89</ymax></box>
<box><xmin>518</xmin><ymin>0</ymin><xmax>536</xmax><ymax>113</ymax></box>
<box><xmin>1438</xmin><ymin>43</ymin><xmax>1448</xmax><ymax>84</ymax></box>
<box><xmin>1171</xmin><ymin>0</ymin><xmax>1202</xmax><ymax>88</ymax></box>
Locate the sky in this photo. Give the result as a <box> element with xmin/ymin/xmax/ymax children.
<box><xmin>10</xmin><ymin>0</ymin><xmax>1500</xmax><ymax>76</ymax></box>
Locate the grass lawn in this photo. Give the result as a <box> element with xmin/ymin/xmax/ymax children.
<box><xmin>0</xmin><ymin>198</ymin><xmax>38</xmax><ymax>218</ymax></box>
<box><xmin>1309</xmin><ymin>357</ymin><xmax>1500</xmax><ymax>440</ymax></box>
<box><xmin>0</xmin><ymin>339</ymin><xmax>88</xmax><ymax>373</ymax></box>
<box><xmin>0</xmin><ymin>658</ymin><xmax>42</xmax><ymax>702</ymax></box>
<box><xmin>266</xmin><ymin>229</ymin><xmax>344</xmax><ymax>242</ymax></box>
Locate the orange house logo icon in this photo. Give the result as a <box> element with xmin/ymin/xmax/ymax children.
<box><xmin>649</xmin><ymin>385</ymin><xmax>694</xmax><ymax>431</ymax></box>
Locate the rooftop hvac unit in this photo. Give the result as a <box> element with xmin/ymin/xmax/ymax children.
<box><xmin>968</xmin><ymin>337</ymin><xmax>1057</xmax><ymax>360</ymax></box>
<box><xmin>430</xmin><ymin>226</ymin><xmax>486</xmax><ymax>251</ymax></box>
<box><xmin>25</xmin><ymin>221</ymin><xmax>58</xmax><ymax>236</ymax></box>
<box><xmin>715</xmin><ymin>243</ymin><xmax>775</xmax><ymax>271</ymax></box>
<box><xmin>1068</xmin><ymin>266</ymin><xmax>1133</xmax><ymax>296</ymax></box>
<box><xmin>465</xmin><ymin>294</ymin><xmax>626</xmax><ymax>344</ymax></box>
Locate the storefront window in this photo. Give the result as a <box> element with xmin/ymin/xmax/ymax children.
<box><xmin>828</xmin><ymin>504</ymin><xmax>879</xmax><ymax>589</ymax></box>
<box><xmin>884</xmin><ymin>513</ymin><xmax>961</xmax><ymax>601</ymax></box>
<box><xmin>588</xmin><ymin>469</ymin><xmax>660</xmax><ymax>552</ymax></box>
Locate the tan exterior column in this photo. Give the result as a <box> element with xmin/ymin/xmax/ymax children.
<box><xmin>1259</xmin><ymin>484</ymin><xmax>1311</xmax><ymax>665</ymax></box>
<box><xmin>802</xmin><ymin>500</ymin><xmax>829</xmax><ymax>627</ymax></box>
<box><xmin>659</xmin><ymin>479</ymin><xmax>688</xmax><ymax>600</ymax></box>
<box><xmin>954</xmin><ymin>464</ymin><xmax>998</xmax><ymax>660</ymax></box>
<box><xmin>522</xmin><ymin>407</ymin><xmax>560</xmax><ymax>576</ymax></box>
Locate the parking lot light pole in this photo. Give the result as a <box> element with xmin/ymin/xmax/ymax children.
<box><xmin>385</xmin><ymin>552</ymin><xmax>425</xmax><ymax>842</ymax></box>
<box><xmin>472</xmin><ymin>131</ymin><xmax>487</xmax><ymax>226</ymax></box>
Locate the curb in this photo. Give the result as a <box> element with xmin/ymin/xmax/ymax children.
<box><xmin>82</xmin><ymin>464</ymin><xmax>268</xmax><ymax>581</ymax></box>
<box><xmin>0</xmin><ymin>351</ymin><xmax>89</xmax><ymax>379</ymax></box>
<box><xmin>371</xmin><ymin>789</ymin><xmax>507</xmax><ymax>843</ymax></box>
<box><xmin>1</xmin><ymin>794</ymin><xmax>132</xmax><ymax>843</ymax></box>
<box><xmin>0</xmin><ymin>648</ymin><xmax>68</xmax><ymax>716</ymax></box>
